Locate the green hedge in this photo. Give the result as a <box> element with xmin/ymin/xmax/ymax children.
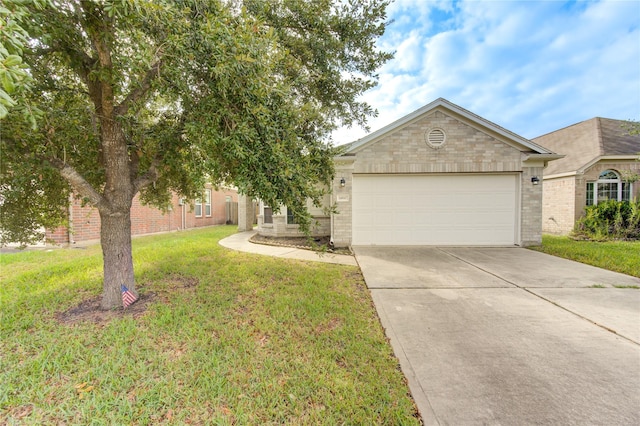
<box><xmin>573</xmin><ymin>200</ymin><xmax>640</xmax><ymax>240</ymax></box>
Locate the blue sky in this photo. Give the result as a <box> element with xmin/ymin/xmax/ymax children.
<box><xmin>332</xmin><ymin>0</ymin><xmax>640</xmax><ymax>144</ymax></box>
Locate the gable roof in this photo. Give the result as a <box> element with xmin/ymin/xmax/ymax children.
<box><xmin>533</xmin><ymin>117</ymin><xmax>640</xmax><ymax>176</ymax></box>
<box><xmin>341</xmin><ymin>98</ymin><xmax>556</xmax><ymax>156</ymax></box>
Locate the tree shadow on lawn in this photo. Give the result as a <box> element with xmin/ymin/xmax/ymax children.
<box><xmin>54</xmin><ymin>292</ymin><xmax>156</xmax><ymax>325</ymax></box>
<box><xmin>55</xmin><ymin>274</ymin><xmax>199</xmax><ymax>325</ymax></box>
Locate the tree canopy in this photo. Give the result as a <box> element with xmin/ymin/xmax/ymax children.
<box><xmin>0</xmin><ymin>0</ymin><xmax>392</xmax><ymax>308</ymax></box>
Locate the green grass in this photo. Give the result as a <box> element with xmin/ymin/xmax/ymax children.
<box><xmin>0</xmin><ymin>226</ymin><xmax>419</xmax><ymax>425</ymax></box>
<box><xmin>530</xmin><ymin>235</ymin><xmax>640</xmax><ymax>278</ymax></box>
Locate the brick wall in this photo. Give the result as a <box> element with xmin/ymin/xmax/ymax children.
<box><xmin>542</xmin><ymin>176</ymin><xmax>576</xmax><ymax>235</ymax></box>
<box><xmin>541</xmin><ymin>161</ymin><xmax>640</xmax><ymax>236</ymax></box>
<box><xmin>581</xmin><ymin>161</ymin><xmax>640</xmax><ymax>201</ymax></box>
<box><xmin>353</xmin><ymin>111</ymin><xmax>522</xmax><ymax>174</ymax></box>
<box><xmin>256</xmin><ymin>195</ymin><xmax>331</xmax><ymax>238</ymax></box>
<box><xmin>257</xmin><ymin>109</ymin><xmax>549</xmax><ymax>247</ymax></box>
<box><xmin>333</xmin><ymin>110</ymin><xmax>540</xmax><ymax>247</ymax></box>
<box><xmin>520</xmin><ymin>166</ymin><xmax>544</xmax><ymax>245</ymax></box>
<box><xmin>46</xmin><ymin>187</ymin><xmax>238</xmax><ymax>245</ymax></box>
<box><xmin>333</xmin><ymin>160</ymin><xmax>354</xmax><ymax>247</ymax></box>
<box><xmin>257</xmin><ymin>215</ymin><xmax>330</xmax><ymax>238</ymax></box>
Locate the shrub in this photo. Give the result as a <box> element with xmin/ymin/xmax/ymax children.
<box><xmin>573</xmin><ymin>200</ymin><xmax>640</xmax><ymax>240</ymax></box>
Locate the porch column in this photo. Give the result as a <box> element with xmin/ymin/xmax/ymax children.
<box><xmin>237</xmin><ymin>194</ymin><xmax>255</xmax><ymax>232</ymax></box>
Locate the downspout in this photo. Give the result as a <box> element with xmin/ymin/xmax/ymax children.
<box><xmin>67</xmin><ymin>193</ymin><xmax>75</xmax><ymax>245</ymax></box>
<box><xmin>330</xmin><ymin>211</ymin><xmax>334</xmax><ymax>247</ymax></box>
<box><xmin>330</xmin><ymin>181</ymin><xmax>335</xmax><ymax>247</ymax></box>
<box><xmin>181</xmin><ymin>201</ymin><xmax>186</xmax><ymax>230</ymax></box>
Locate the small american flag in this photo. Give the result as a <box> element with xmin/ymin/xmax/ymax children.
<box><xmin>121</xmin><ymin>284</ymin><xmax>138</xmax><ymax>308</ymax></box>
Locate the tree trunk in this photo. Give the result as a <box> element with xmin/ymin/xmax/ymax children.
<box><xmin>99</xmin><ymin>208</ymin><xmax>137</xmax><ymax>310</ymax></box>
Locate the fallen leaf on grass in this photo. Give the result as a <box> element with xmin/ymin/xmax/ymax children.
<box><xmin>258</xmin><ymin>335</ymin><xmax>269</xmax><ymax>347</ymax></box>
<box><xmin>75</xmin><ymin>382</ymin><xmax>94</xmax><ymax>399</ymax></box>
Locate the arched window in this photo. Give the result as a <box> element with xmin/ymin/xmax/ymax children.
<box><xmin>586</xmin><ymin>170</ymin><xmax>632</xmax><ymax>205</ymax></box>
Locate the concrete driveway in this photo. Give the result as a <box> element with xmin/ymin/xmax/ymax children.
<box><xmin>354</xmin><ymin>247</ymin><xmax>640</xmax><ymax>425</ymax></box>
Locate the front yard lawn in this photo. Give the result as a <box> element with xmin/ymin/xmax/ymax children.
<box><xmin>0</xmin><ymin>226</ymin><xmax>420</xmax><ymax>425</ymax></box>
<box><xmin>530</xmin><ymin>234</ymin><xmax>640</xmax><ymax>278</ymax></box>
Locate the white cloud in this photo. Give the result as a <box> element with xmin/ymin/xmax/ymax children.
<box><xmin>394</xmin><ymin>32</ymin><xmax>424</xmax><ymax>72</ymax></box>
<box><xmin>332</xmin><ymin>0</ymin><xmax>640</xmax><ymax>145</ymax></box>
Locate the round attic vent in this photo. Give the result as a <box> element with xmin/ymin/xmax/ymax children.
<box><xmin>425</xmin><ymin>128</ymin><xmax>446</xmax><ymax>149</ymax></box>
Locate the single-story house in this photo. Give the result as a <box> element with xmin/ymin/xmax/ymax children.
<box><xmin>249</xmin><ymin>98</ymin><xmax>562</xmax><ymax>247</ymax></box>
<box><xmin>533</xmin><ymin>117</ymin><xmax>640</xmax><ymax>235</ymax></box>
<box><xmin>46</xmin><ymin>185</ymin><xmax>239</xmax><ymax>245</ymax></box>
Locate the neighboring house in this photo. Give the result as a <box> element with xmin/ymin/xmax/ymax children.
<box><xmin>46</xmin><ymin>185</ymin><xmax>238</xmax><ymax>245</ymax></box>
<box><xmin>254</xmin><ymin>98</ymin><xmax>561</xmax><ymax>247</ymax></box>
<box><xmin>533</xmin><ymin>118</ymin><xmax>640</xmax><ymax>235</ymax></box>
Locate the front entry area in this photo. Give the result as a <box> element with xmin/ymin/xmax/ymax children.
<box><xmin>352</xmin><ymin>174</ymin><xmax>519</xmax><ymax>245</ymax></box>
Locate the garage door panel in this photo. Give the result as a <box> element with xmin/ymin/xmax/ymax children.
<box><xmin>352</xmin><ymin>175</ymin><xmax>518</xmax><ymax>246</ymax></box>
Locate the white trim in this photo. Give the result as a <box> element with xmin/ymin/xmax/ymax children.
<box><xmin>204</xmin><ymin>189</ymin><xmax>212</xmax><ymax>217</ymax></box>
<box><xmin>578</xmin><ymin>155</ymin><xmax>640</xmax><ymax>174</ymax></box>
<box><xmin>543</xmin><ymin>171</ymin><xmax>578</xmax><ymax>180</ymax></box>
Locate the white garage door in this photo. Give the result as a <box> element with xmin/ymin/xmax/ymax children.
<box><xmin>352</xmin><ymin>174</ymin><xmax>518</xmax><ymax>245</ymax></box>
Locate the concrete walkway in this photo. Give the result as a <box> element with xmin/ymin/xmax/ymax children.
<box><xmin>218</xmin><ymin>231</ymin><xmax>358</xmax><ymax>266</ymax></box>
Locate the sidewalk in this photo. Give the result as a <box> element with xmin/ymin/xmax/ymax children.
<box><xmin>218</xmin><ymin>231</ymin><xmax>358</xmax><ymax>266</ymax></box>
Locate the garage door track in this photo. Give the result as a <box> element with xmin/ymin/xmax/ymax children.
<box><xmin>354</xmin><ymin>247</ymin><xmax>640</xmax><ymax>425</ymax></box>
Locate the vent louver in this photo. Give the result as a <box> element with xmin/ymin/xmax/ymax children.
<box><xmin>425</xmin><ymin>128</ymin><xmax>446</xmax><ymax>149</ymax></box>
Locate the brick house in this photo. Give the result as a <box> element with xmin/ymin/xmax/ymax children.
<box><xmin>533</xmin><ymin>117</ymin><xmax>640</xmax><ymax>235</ymax></box>
<box><xmin>47</xmin><ymin>185</ymin><xmax>238</xmax><ymax>245</ymax></box>
<box><xmin>254</xmin><ymin>98</ymin><xmax>561</xmax><ymax>247</ymax></box>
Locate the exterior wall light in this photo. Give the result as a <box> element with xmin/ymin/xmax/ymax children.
<box><xmin>531</xmin><ymin>176</ymin><xmax>540</xmax><ymax>185</ymax></box>
<box><xmin>340</xmin><ymin>177</ymin><xmax>346</xmax><ymax>187</ymax></box>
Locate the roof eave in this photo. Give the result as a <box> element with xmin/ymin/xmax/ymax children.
<box><xmin>577</xmin><ymin>155</ymin><xmax>640</xmax><ymax>174</ymax></box>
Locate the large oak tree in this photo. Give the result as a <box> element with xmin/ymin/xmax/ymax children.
<box><xmin>0</xmin><ymin>0</ymin><xmax>392</xmax><ymax>309</ymax></box>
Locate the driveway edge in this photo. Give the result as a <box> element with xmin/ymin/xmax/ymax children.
<box><xmin>370</xmin><ymin>290</ymin><xmax>439</xmax><ymax>426</ymax></box>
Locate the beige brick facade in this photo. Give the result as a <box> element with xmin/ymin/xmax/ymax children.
<box><xmin>520</xmin><ymin>166</ymin><xmax>544</xmax><ymax>245</ymax></box>
<box><xmin>259</xmin><ymin>99</ymin><xmax>556</xmax><ymax>247</ymax></box>
<box><xmin>535</xmin><ymin>117</ymin><xmax>640</xmax><ymax>235</ymax></box>
<box><xmin>353</xmin><ymin>111</ymin><xmax>523</xmax><ymax>174</ymax></box>
<box><xmin>543</xmin><ymin>161</ymin><xmax>640</xmax><ymax>235</ymax></box>
<box><xmin>542</xmin><ymin>176</ymin><xmax>576</xmax><ymax>234</ymax></box>
<box><xmin>256</xmin><ymin>195</ymin><xmax>331</xmax><ymax>238</ymax></box>
<box><xmin>257</xmin><ymin>215</ymin><xmax>330</xmax><ymax>238</ymax></box>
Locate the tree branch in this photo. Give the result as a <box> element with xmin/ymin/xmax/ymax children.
<box><xmin>132</xmin><ymin>159</ymin><xmax>162</xmax><ymax>194</ymax></box>
<box><xmin>80</xmin><ymin>1</ymin><xmax>115</xmax><ymax>117</ymax></box>
<box><xmin>48</xmin><ymin>157</ymin><xmax>109</xmax><ymax>212</ymax></box>
<box><xmin>115</xmin><ymin>58</ymin><xmax>164</xmax><ymax>116</ymax></box>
